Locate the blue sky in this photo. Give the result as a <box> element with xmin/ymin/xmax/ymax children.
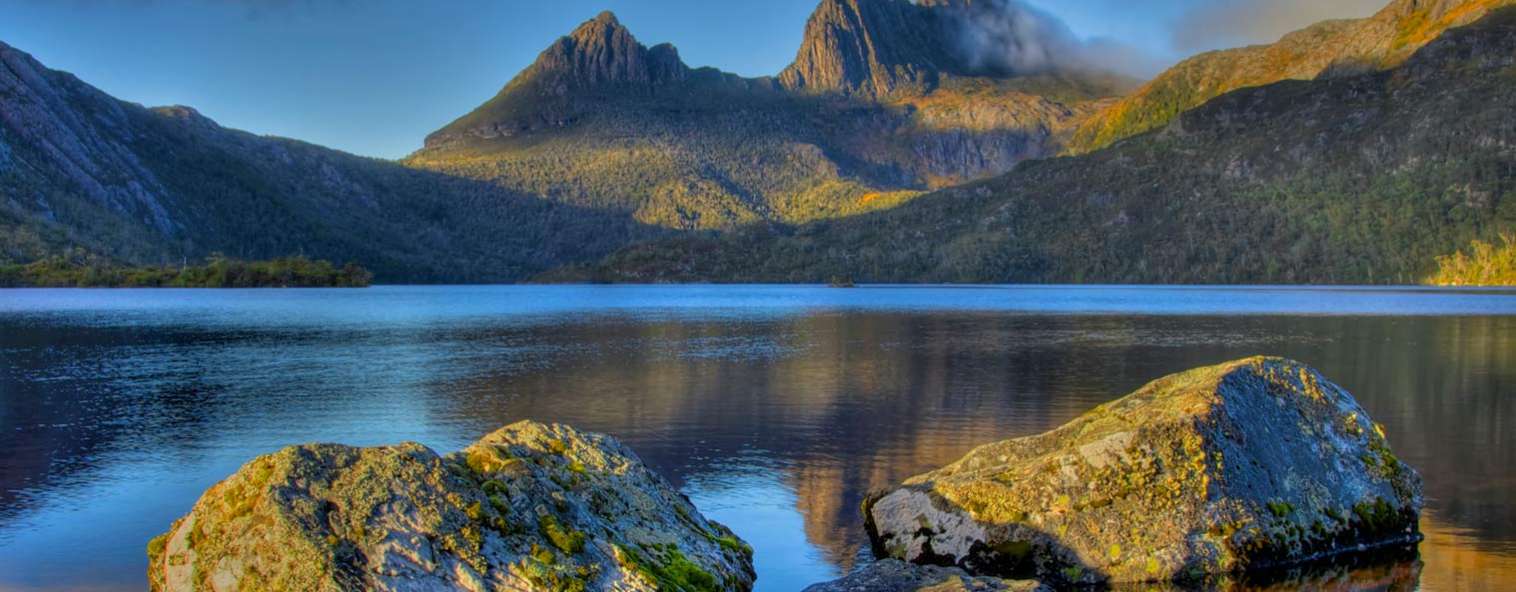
<box><xmin>0</xmin><ymin>0</ymin><xmax>1386</xmax><ymax>159</ymax></box>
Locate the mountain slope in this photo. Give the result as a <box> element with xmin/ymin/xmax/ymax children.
<box><xmin>1068</xmin><ymin>0</ymin><xmax>1515</xmax><ymax>153</ymax></box>
<box><xmin>0</xmin><ymin>41</ymin><xmax>657</xmax><ymax>281</ymax></box>
<box><xmin>558</xmin><ymin>7</ymin><xmax>1516</xmax><ymax>284</ymax></box>
<box><xmin>408</xmin><ymin>4</ymin><xmax>1132</xmax><ymax>230</ymax></box>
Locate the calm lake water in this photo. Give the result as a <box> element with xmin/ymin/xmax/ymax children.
<box><xmin>1</xmin><ymin>285</ymin><xmax>1514</xmax><ymax>591</ymax></box>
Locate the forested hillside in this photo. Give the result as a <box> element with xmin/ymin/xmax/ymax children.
<box><xmin>0</xmin><ymin>42</ymin><xmax>660</xmax><ymax>282</ymax></box>
<box><xmin>556</xmin><ymin>8</ymin><xmax>1516</xmax><ymax>285</ymax></box>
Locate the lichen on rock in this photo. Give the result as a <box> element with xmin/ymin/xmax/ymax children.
<box><xmin>147</xmin><ymin>421</ymin><xmax>755</xmax><ymax>591</ymax></box>
<box><xmin>864</xmin><ymin>357</ymin><xmax>1423</xmax><ymax>585</ymax></box>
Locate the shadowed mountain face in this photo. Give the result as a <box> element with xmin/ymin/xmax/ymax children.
<box><xmin>0</xmin><ymin>41</ymin><xmax>658</xmax><ymax>281</ymax></box>
<box><xmin>1069</xmin><ymin>0</ymin><xmax>1516</xmax><ymax>153</ymax></box>
<box><xmin>779</xmin><ymin>0</ymin><xmax>1114</xmax><ymax>98</ymax></box>
<box><xmin>410</xmin><ymin>3</ymin><xmax>1133</xmax><ymax>230</ymax></box>
<box><xmin>566</xmin><ymin>7</ymin><xmax>1516</xmax><ymax>284</ymax></box>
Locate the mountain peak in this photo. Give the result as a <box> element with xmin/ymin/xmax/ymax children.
<box><xmin>778</xmin><ymin>0</ymin><xmax>1106</xmax><ymax>98</ymax></box>
<box><xmin>422</xmin><ymin>12</ymin><xmax>695</xmax><ymax>148</ymax></box>
<box><xmin>523</xmin><ymin>11</ymin><xmax>688</xmax><ymax>92</ymax></box>
<box><xmin>779</xmin><ymin>0</ymin><xmax>948</xmax><ymax>97</ymax></box>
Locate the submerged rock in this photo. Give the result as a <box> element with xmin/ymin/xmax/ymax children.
<box><xmin>864</xmin><ymin>357</ymin><xmax>1422</xmax><ymax>585</ymax></box>
<box><xmin>147</xmin><ymin>421</ymin><xmax>755</xmax><ymax>591</ymax></box>
<box><xmin>802</xmin><ymin>559</ymin><xmax>1048</xmax><ymax>592</ymax></box>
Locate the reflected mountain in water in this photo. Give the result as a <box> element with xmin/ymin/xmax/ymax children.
<box><xmin>1</xmin><ymin>287</ymin><xmax>1513</xmax><ymax>590</ymax></box>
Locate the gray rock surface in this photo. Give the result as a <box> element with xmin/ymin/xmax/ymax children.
<box><xmin>866</xmin><ymin>357</ymin><xmax>1422</xmax><ymax>585</ymax></box>
<box><xmin>148</xmin><ymin>421</ymin><xmax>754</xmax><ymax>591</ymax></box>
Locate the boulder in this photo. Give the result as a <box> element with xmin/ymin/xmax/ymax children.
<box><xmin>864</xmin><ymin>357</ymin><xmax>1422</xmax><ymax>585</ymax></box>
<box><xmin>148</xmin><ymin>421</ymin><xmax>755</xmax><ymax>591</ymax></box>
<box><xmin>802</xmin><ymin>559</ymin><xmax>1048</xmax><ymax>592</ymax></box>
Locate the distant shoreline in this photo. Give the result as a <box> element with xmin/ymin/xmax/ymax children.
<box><xmin>0</xmin><ymin>256</ymin><xmax>373</xmax><ymax>289</ymax></box>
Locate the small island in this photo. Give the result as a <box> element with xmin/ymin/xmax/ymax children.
<box><xmin>0</xmin><ymin>255</ymin><xmax>373</xmax><ymax>288</ymax></box>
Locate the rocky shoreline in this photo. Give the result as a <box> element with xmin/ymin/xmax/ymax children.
<box><xmin>149</xmin><ymin>358</ymin><xmax>1422</xmax><ymax>591</ymax></box>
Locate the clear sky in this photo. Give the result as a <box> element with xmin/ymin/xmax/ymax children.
<box><xmin>0</xmin><ymin>0</ymin><xmax>1387</xmax><ymax>160</ymax></box>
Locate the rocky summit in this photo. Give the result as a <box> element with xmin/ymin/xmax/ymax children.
<box><xmin>147</xmin><ymin>421</ymin><xmax>755</xmax><ymax>591</ymax></box>
<box><xmin>864</xmin><ymin>357</ymin><xmax>1422</xmax><ymax>586</ymax></box>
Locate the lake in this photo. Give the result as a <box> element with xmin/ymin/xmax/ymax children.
<box><xmin>1</xmin><ymin>285</ymin><xmax>1514</xmax><ymax>591</ymax></box>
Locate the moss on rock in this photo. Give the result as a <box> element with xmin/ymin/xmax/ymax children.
<box><xmin>147</xmin><ymin>421</ymin><xmax>755</xmax><ymax>591</ymax></box>
<box><xmin>865</xmin><ymin>357</ymin><xmax>1423</xmax><ymax>585</ymax></box>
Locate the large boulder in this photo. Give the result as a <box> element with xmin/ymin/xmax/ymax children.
<box><xmin>802</xmin><ymin>559</ymin><xmax>1048</xmax><ymax>592</ymax></box>
<box><xmin>864</xmin><ymin>357</ymin><xmax>1422</xmax><ymax>585</ymax></box>
<box><xmin>148</xmin><ymin>421</ymin><xmax>755</xmax><ymax>591</ymax></box>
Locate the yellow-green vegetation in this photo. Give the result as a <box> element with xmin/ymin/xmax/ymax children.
<box><xmin>539</xmin><ymin>513</ymin><xmax>587</xmax><ymax>554</ymax></box>
<box><xmin>615</xmin><ymin>544</ymin><xmax>722</xmax><ymax>592</ymax></box>
<box><xmin>1426</xmin><ymin>234</ymin><xmax>1516</xmax><ymax>286</ymax></box>
<box><xmin>0</xmin><ymin>253</ymin><xmax>372</xmax><ymax>288</ymax></box>
<box><xmin>1068</xmin><ymin>0</ymin><xmax>1516</xmax><ymax>153</ymax></box>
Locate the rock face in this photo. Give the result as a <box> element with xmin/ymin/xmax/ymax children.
<box><xmin>802</xmin><ymin>559</ymin><xmax>1048</xmax><ymax>592</ymax></box>
<box><xmin>778</xmin><ymin>0</ymin><xmax>956</xmax><ymax>98</ymax></box>
<box><xmin>864</xmin><ymin>357</ymin><xmax>1422</xmax><ymax>586</ymax></box>
<box><xmin>528</xmin><ymin>12</ymin><xmax>690</xmax><ymax>92</ymax></box>
<box><xmin>0</xmin><ymin>40</ymin><xmax>176</xmax><ymax>235</ymax></box>
<box><xmin>147</xmin><ymin>421</ymin><xmax>755</xmax><ymax>591</ymax></box>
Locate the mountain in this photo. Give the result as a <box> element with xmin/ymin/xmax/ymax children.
<box><xmin>407</xmin><ymin>3</ymin><xmax>1133</xmax><ymax>230</ymax></box>
<box><xmin>553</xmin><ymin>7</ymin><xmax>1516</xmax><ymax>284</ymax></box>
<box><xmin>1068</xmin><ymin>0</ymin><xmax>1515</xmax><ymax>153</ymax></box>
<box><xmin>778</xmin><ymin>0</ymin><xmax>1123</xmax><ymax>98</ymax></box>
<box><xmin>0</xmin><ymin>41</ymin><xmax>656</xmax><ymax>282</ymax></box>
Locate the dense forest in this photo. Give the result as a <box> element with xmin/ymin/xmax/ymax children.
<box><xmin>0</xmin><ymin>254</ymin><xmax>373</xmax><ymax>288</ymax></box>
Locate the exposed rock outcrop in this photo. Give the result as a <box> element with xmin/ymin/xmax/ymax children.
<box><xmin>147</xmin><ymin>421</ymin><xmax>755</xmax><ymax>591</ymax></box>
<box><xmin>802</xmin><ymin>559</ymin><xmax>1048</xmax><ymax>592</ymax></box>
<box><xmin>865</xmin><ymin>357</ymin><xmax>1422</xmax><ymax>586</ymax></box>
<box><xmin>520</xmin><ymin>11</ymin><xmax>691</xmax><ymax>93</ymax></box>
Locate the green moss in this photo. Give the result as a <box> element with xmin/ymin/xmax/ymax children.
<box><xmin>520</xmin><ymin>544</ymin><xmax>589</xmax><ymax>592</ymax></box>
<box><xmin>615</xmin><ymin>544</ymin><xmax>721</xmax><ymax>592</ymax></box>
<box><xmin>714</xmin><ymin>534</ymin><xmax>752</xmax><ymax>556</ymax></box>
<box><xmin>539</xmin><ymin>514</ymin><xmax>586</xmax><ymax>555</ymax></box>
<box><xmin>1353</xmin><ymin>497</ymin><xmax>1402</xmax><ymax>534</ymax></box>
<box><xmin>146</xmin><ymin>533</ymin><xmax>169</xmax><ymax>558</ymax></box>
<box><xmin>1266</xmin><ymin>500</ymin><xmax>1295</xmax><ymax>518</ymax></box>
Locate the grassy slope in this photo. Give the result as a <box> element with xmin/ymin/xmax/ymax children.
<box><xmin>1068</xmin><ymin>0</ymin><xmax>1516</xmax><ymax>154</ymax></box>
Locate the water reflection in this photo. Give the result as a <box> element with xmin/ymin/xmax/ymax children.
<box><xmin>1</xmin><ymin>287</ymin><xmax>1514</xmax><ymax>590</ymax></box>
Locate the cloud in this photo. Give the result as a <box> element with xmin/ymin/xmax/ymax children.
<box><xmin>940</xmin><ymin>0</ymin><xmax>1164</xmax><ymax>78</ymax></box>
<box><xmin>1170</xmin><ymin>0</ymin><xmax>1388</xmax><ymax>53</ymax></box>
